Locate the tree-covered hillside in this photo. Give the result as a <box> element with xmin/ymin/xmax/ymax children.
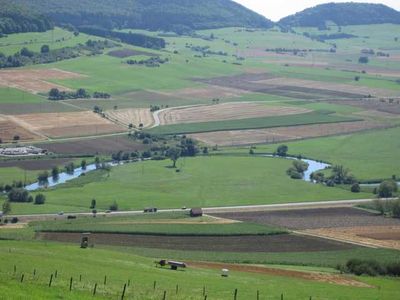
<box><xmin>11</xmin><ymin>0</ymin><xmax>272</xmax><ymax>32</ymax></box>
<box><xmin>0</xmin><ymin>0</ymin><xmax>53</xmax><ymax>35</ymax></box>
<box><xmin>279</xmin><ymin>2</ymin><xmax>400</xmax><ymax>28</ymax></box>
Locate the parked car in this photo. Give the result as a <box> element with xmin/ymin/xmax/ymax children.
<box><xmin>144</xmin><ymin>207</ymin><xmax>158</xmax><ymax>213</ymax></box>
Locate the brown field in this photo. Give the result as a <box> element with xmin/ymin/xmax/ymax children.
<box><xmin>108</xmin><ymin>49</ymin><xmax>157</xmax><ymax>58</ymax></box>
<box><xmin>105</xmin><ymin>108</ymin><xmax>154</xmax><ymax>128</ymax></box>
<box><xmin>190</xmin><ymin>261</ymin><xmax>371</xmax><ymax>288</ymax></box>
<box><xmin>0</xmin><ymin>158</ymin><xmax>73</xmax><ymax>170</ymax></box>
<box><xmin>302</xmin><ymin>226</ymin><xmax>400</xmax><ymax>250</ymax></box>
<box><xmin>0</xmin><ymin>115</ymin><xmax>44</xmax><ymax>142</ymax></box>
<box><xmin>257</xmin><ymin>77</ymin><xmax>399</xmax><ymax>98</ymax></box>
<box><xmin>12</xmin><ymin>111</ymin><xmax>125</xmax><ymax>138</ymax></box>
<box><xmin>189</xmin><ymin>120</ymin><xmax>387</xmax><ymax>146</ymax></box>
<box><xmin>329</xmin><ymin>99</ymin><xmax>400</xmax><ymax>114</ymax></box>
<box><xmin>38</xmin><ymin>232</ymin><xmax>354</xmax><ymax>252</ymax></box>
<box><xmin>0</xmin><ymin>68</ymin><xmax>84</xmax><ymax>94</ymax></box>
<box><xmin>0</xmin><ymin>102</ymin><xmax>82</xmax><ymax>115</ymax></box>
<box><xmin>158</xmin><ymin>103</ymin><xmax>310</xmax><ymax>125</ymax></box>
<box><xmin>211</xmin><ymin>208</ymin><xmax>400</xmax><ymax>230</ymax></box>
<box><xmin>162</xmin><ymin>86</ymin><xmax>249</xmax><ymax>99</ymax></box>
<box><xmin>196</xmin><ymin>73</ymin><xmax>365</xmax><ymax>99</ymax></box>
<box><xmin>40</xmin><ymin>135</ymin><xmax>149</xmax><ymax>155</ymax></box>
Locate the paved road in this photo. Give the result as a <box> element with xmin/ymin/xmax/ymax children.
<box><xmin>12</xmin><ymin>198</ymin><xmax>397</xmax><ymax>221</ymax></box>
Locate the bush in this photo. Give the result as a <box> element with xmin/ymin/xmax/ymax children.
<box><xmin>344</xmin><ymin>259</ymin><xmax>400</xmax><ymax>277</ymax></box>
<box><xmin>34</xmin><ymin>194</ymin><xmax>46</xmax><ymax>205</ymax></box>
<box><xmin>11</xmin><ymin>217</ymin><xmax>18</xmax><ymax>224</ymax></box>
<box><xmin>109</xmin><ymin>201</ymin><xmax>118</xmax><ymax>211</ymax></box>
<box><xmin>351</xmin><ymin>183</ymin><xmax>361</xmax><ymax>193</ymax></box>
<box><xmin>378</xmin><ymin>180</ymin><xmax>398</xmax><ymax>198</ymax></box>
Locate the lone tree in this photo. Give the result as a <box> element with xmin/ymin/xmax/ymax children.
<box><xmin>81</xmin><ymin>160</ymin><xmax>87</xmax><ymax>170</ymax></box>
<box><xmin>34</xmin><ymin>194</ymin><xmax>46</xmax><ymax>205</ymax></box>
<box><xmin>276</xmin><ymin>145</ymin><xmax>288</xmax><ymax>157</ymax></box>
<box><xmin>51</xmin><ymin>166</ymin><xmax>59</xmax><ymax>181</ymax></box>
<box><xmin>2</xmin><ymin>200</ymin><xmax>11</xmax><ymax>215</ymax></box>
<box><xmin>378</xmin><ymin>180</ymin><xmax>398</xmax><ymax>198</ymax></box>
<box><xmin>90</xmin><ymin>199</ymin><xmax>96</xmax><ymax>209</ymax></box>
<box><xmin>167</xmin><ymin>147</ymin><xmax>181</xmax><ymax>168</ymax></box>
<box><xmin>41</xmin><ymin>45</ymin><xmax>50</xmax><ymax>54</ymax></box>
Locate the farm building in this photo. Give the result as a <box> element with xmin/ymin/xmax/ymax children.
<box><xmin>190</xmin><ymin>208</ymin><xmax>203</xmax><ymax>217</ymax></box>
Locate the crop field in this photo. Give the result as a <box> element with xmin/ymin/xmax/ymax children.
<box><xmin>0</xmin><ymin>68</ymin><xmax>84</xmax><ymax>94</ymax></box>
<box><xmin>0</xmin><ymin>158</ymin><xmax>74</xmax><ymax>171</ymax></box>
<box><xmin>12</xmin><ymin>111</ymin><xmax>125</xmax><ymax>138</ymax></box>
<box><xmin>211</xmin><ymin>208</ymin><xmax>400</xmax><ymax>230</ymax></box>
<box><xmin>39</xmin><ymin>135</ymin><xmax>149</xmax><ymax>155</ymax></box>
<box><xmin>38</xmin><ymin>232</ymin><xmax>355</xmax><ymax>253</ymax></box>
<box><xmin>105</xmin><ymin>108</ymin><xmax>154</xmax><ymax>128</ymax></box>
<box><xmin>107</xmin><ymin>48</ymin><xmax>158</xmax><ymax>58</ymax></box>
<box><xmin>158</xmin><ymin>102</ymin><xmax>310</xmax><ymax>125</ymax></box>
<box><xmin>0</xmin><ymin>115</ymin><xmax>44</xmax><ymax>142</ymax></box>
<box><xmin>328</xmin><ymin>99</ymin><xmax>400</xmax><ymax>115</ymax></box>
<box><xmin>149</xmin><ymin>110</ymin><xmax>362</xmax><ymax>135</ymax></box>
<box><xmin>189</xmin><ymin>120</ymin><xmax>388</xmax><ymax>146</ymax></box>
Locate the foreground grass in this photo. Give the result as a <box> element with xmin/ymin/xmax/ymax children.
<box><xmin>0</xmin><ymin>240</ymin><xmax>399</xmax><ymax>299</ymax></box>
<box><xmin>6</xmin><ymin>156</ymin><xmax>369</xmax><ymax>215</ymax></box>
<box><xmin>149</xmin><ymin>111</ymin><xmax>361</xmax><ymax>135</ymax></box>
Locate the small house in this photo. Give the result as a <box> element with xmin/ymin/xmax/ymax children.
<box><xmin>190</xmin><ymin>208</ymin><xmax>203</xmax><ymax>217</ymax></box>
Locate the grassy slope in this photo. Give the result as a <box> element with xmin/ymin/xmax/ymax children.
<box><xmin>249</xmin><ymin>127</ymin><xmax>400</xmax><ymax>181</ymax></box>
<box><xmin>148</xmin><ymin>111</ymin><xmax>361</xmax><ymax>135</ymax></box>
<box><xmin>7</xmin><ymin>156</ymin><xmax>369</xmax><ymax>214</ymax></box>
<box><xmin>0</xmin><ymin>88</ymin><xmax>45</xmax><ymax>104</ymax></box>
<box><xmin>0</xmin><ymin>240</ymin><xmax>399</xmax><ymax>300</ymax></box>
<box><xmin>0</xmin><ymin>27</ymin><xmax>99</xmax><ymax>55</ymax></box>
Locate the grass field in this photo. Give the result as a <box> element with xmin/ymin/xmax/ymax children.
<box><xmin>0</xmin><ymin>88</ymin><xmax>45</xmax><ymax>104</ymax></box>
<box><xmin>0</xmin><ymin>240</ymin><xmax>399</xmax><ymax>299</ymax></box>
<box><xmin>149</xmin><ymin>110</ymin><xmax>362</xmax><ymax>135</ymax></box>
<box><xmin>4</xmin><ymin>156</ymin><xmax>370</xmax><ymax>215</ymax></box>
<box><xmin>247</xmin><ymin>126</ymin><xmax>400</xmax><ymax>181</ymax></box>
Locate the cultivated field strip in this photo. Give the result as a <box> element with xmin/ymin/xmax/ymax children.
<box><xmin>0</xmin><ymin>68</ymin><xmax>84</xmax><ymax>93</ymax></box>
<box><xmin>158</xmin><ymin>102</ymin><xmax>310</xmax><ymax>125</ymax></box>
<box><xmin>188</xmin><ymin>120</ymin><xmax>389</xmax><ymax>146</ymax></box>
<box><xmin>105</xmin><ymin>108</ymin><xmax>154</xmax><ymax>128</ymax></box>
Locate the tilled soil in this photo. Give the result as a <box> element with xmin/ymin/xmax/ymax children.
<box><xmin>210</xmin><ymin>208</ymin><xmax>400</xmax><ymax>230</ymax></box>
<box><xmin>37</xmin><ymin>232</ymin><xmax>354</xmax><ymax>252</ymax></box>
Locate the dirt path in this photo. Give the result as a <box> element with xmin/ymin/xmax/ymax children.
<box><xmin>189</xmin><ymin>261</ymin><xmax>372</xmax><ymax>288</ymax></box>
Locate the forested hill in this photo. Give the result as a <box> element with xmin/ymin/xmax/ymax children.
<box><xmin>279</xmin><ymin>2</ymin><xmax>400</xmax><ymax>27</ymax></box>
<box><xmin>0</xmin><ymin>0</ymin><xmax>53</xmax><ymax>35</ymax></box>
<box><xmin>11</xmin><ymin>0</ymin><xmax>273</xmax><ymax>32</ymax></box>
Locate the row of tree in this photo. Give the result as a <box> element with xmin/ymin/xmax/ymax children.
<box><xmin>48</xmin><ymin>88</ymin><xmax>110</xmax><ymax>101</ymax></box>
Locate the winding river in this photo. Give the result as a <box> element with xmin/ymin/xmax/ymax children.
<box><xmin>25</xmin><ymin>155</ymin><xmax>332</xmax><ymax>192</ymax></box>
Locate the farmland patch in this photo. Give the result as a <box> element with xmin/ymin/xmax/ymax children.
<box><xmin>211</xmin><ymin>208</ymin><xmax>400</xmax><ymax>230</ymax></box>
<box><xmin>188</xmin><ymin>120</ymin><xmax>388</xmax><ymax>146</ymax></box>
<box><xmin>0</xmin><ymin>115</ymin><xmax>44</xmax><ymax>142</ymax></box>
<box><xmin>40</xmin><ymin>135</ymin><xmax>149</xmax><ymax>155</ymax></box>
<box><xmin>12</xmin><ymin>111</ymin><xmax>125</xmax><ymax>138</ymax></box>
<box><xmin>105</xmin><ymin>108</ymin><xmax>154</xmax><ymax>128</ymax></box>
<box><xmin>0</xmin><ymin>158</ymin><xmax>73</xmax><ymax>170</ymax></box>
<box><xmin>38</xmin><ymin>232</ymin><xmax>354</xmax><ymax>252</ymax></box>
<box><xmin>158</xmin><ymin>103</ymin><xmax>310</xmax><ymax>125</ymax></box>
<box><xmin>0</xmin><ymin>68</ymin><xmax>84</xmax><ymax>94</ymax></box>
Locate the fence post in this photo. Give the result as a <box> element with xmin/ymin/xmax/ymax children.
<box><xmin>163</xmin><ymin>290</ymin><xmax>167</xmax><ymax>300</ymax></box>
<box><xmin>48</xmin><ymin>274</ymin><xmax>53</xmax><ymax>287</ymax></box>
<box><xmin>128</xmin><ymin>279</ymin><xmax>130</xmax><ymax>286</ymax></box>
<box><xmin>153</xmin><ymin>281</ymin><xmax>156</xmax><ymax>290</ymax></box>
<box><xmin>281</xmin><ymin>293</ymin><xmax>284</xmax><ymax>300</ymax></box>
<box><xmin>234</xmin><ymin>288</ymin><xmax>238</xmax><ymax>300</ymax></box>
<box><xmin>20</xmin><ymin>274</ymin><xmax>24</xmax><ymax>283</ymax></box>
<box><xmin>203</xmin><ymin>286</ymin><xmax>206</xmax><ymax>296</ymax></box>
<box><xmin>13</xmin><ymin>265</ymin><xmax>16</xmax><ymax>275</ymax></box>
<box><xmin>121</xmin><ymin>283</ymin><xmax>127</xmax><ymax>300</ymax></box>
<box><xmin>257</xmin><ymin>290</ymin><xmax>259</xmax><ymax>300</ymax></box>
<box><xmin>69</xmin><ymin>277</ymin><xmax>73</xmax><ymax>291</ymax></box>
<box><xmin>33</xmin><ymin>269</ymin><xmax>36</xmax><ymax>277</ymax></box>
<box><xmin>55</xmin><ymin>270</ymin><xmax>58</xmax><ymax>278</ymax></box>
<box><xmin>204</xmin><ymin>296</ymin><xmax>207</xmax><ymax>300</ymax></box>
<box><xmin>93</xmin><ymin>283</ymin><xmax>98</xmax><ymax>295</ymax></box>
<box><xmin>104</xmin><ymin>275</ymin><xmax>107</xmax><ymax>285</ymax></box>
<box><xmin>79</xmin><ymin>274</ymin><xmax>82</xmax><ymax>282</ymax></box>
<box><xmin>176</xmin><ymin>284</ymin><xmax>179</xmax><ymax>294</ymax></box>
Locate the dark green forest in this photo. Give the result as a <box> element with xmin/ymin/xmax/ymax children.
<box><xmin>0</xmin><ymin>0</ymin><xmax>53</xmax><ymax>35</ymax></box>
<box><xmin>11</xmin><ymin>0</ymin><xmax>272</xmax><ymax>32</ymax></box>
<box><xmin>279</xmin><ymin>3</ymin><xmax>400</xmax><ymax>28</ymax></box>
